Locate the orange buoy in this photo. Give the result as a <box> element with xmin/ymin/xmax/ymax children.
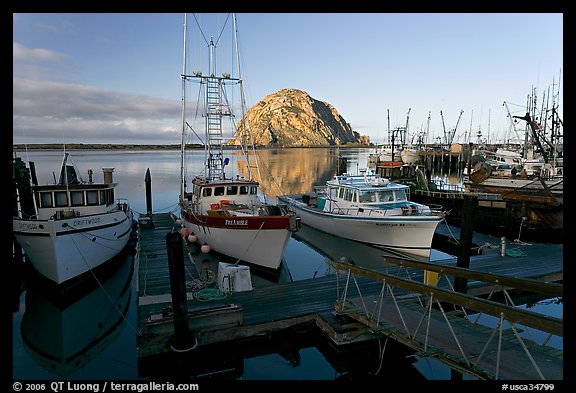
<box><xmin>180</xmin><ymin>227</ymin><xmax>190</xmax><ymax>237</ymax></box>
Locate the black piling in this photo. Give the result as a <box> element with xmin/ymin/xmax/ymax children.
<box><xmin>454</xmin><ymin>194</ymin><xmax>478</xmax><ymax>294</ymax></box>
<box><xmin>13</xmin><ymin>157</ymin><xmax>36</xmax><ymax>219</ymax></box>
<box><xmin>145</xmin><ymin>168</ymin><xmax>152</xmax><ymax>216</ymax></box>
<box><xmin>337</xmin><ymin>156</ymin><xmax>348</xmax><ymax>175</ymax></box>
<box><xmin>166</xmin><ymin>230</ymin><xmax>197</xmax><ymax>352</ymax></box>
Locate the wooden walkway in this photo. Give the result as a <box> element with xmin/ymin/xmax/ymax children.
<box><xmin>343</xmin><ymin>295</ymin><xmax>563</xmax><ymax>380</ymax></box>
<box><xmin>136</xmin><ymin>213</ymin><xmax>563</xmax><ymax>380</ymax></box>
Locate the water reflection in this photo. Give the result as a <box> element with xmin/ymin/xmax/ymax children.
<box><xmin>20</xmin><ymin>255</ymin><xmax>134</xmax><ymax>377</ymax></box>
<box><xmin>233</xmin><ymin>148</ymin><xmax>340</xmax><ymax>199</ymax></box>
<box><xmin>292</xmin><ymin>223</ymin><xmax>455</xmax><ymax>276</ymax></box>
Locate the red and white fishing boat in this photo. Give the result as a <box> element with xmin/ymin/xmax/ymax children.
<box><xmin>177</xmin><ymin>14</ymin><xmax>298</xmax><ymax>271</ymax></box>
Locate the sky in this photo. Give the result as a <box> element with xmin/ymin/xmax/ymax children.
<box><xmin>13</xmin><ymin>13</ymin><xmax>563</xmax><ymax>146</ymax></box>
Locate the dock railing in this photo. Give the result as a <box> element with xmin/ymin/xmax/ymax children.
<box><xmin>331</xmin><ymin>258</ymin><xmax>563</xmax><ymax>380</ymax></box>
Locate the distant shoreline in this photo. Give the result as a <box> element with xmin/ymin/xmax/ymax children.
<box><xmin>12</xmin><ymin>143</ymin><xmax>372</xmax><ymax>151</ymax></box>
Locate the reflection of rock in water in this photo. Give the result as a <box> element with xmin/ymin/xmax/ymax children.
<box><xmin>232</xmin><ymin>148</ymin><xmax>339</xmax><ymax>197</ymax></box>
<box><xmin>20</xmin><ymin>255</ymin><xmax>133</xmax><ymax>377</ymax></box>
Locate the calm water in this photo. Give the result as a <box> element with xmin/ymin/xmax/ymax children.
<box><xmin>12</xmin><ymin>148</ymin><xmax>562</xmax><ymax>382</ymax></box>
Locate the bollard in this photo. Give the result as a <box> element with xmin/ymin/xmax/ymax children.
<box><xmin>166</xmin><ymin>230</ymin><xmax>197</xmax><ymax>352</ymax></box>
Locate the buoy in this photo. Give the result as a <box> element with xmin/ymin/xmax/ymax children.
<box><xmin>180</xmin><ymin>227</ymin><xmax>190</xmax><ymax>237</ymax></box>
<box><xmin>201</xmin><ymin>243</ymin><xmax>211</xmax><ymax>253</ymax></box>
<box><xmin>187</xmin><ymin>233</ymin><xmax>197</xmax><ymax>243</ymax></box>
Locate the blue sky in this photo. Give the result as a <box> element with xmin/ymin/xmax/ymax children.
<box><xmin>13</xmin><ymin>13</ymin><xmax>563</xmax><ymax>146</ymax></box>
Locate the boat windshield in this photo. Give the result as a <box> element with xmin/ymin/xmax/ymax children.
<box><xmin>394</xmin><ymin>189</ymin><xmax>408</xmax><ymax>201</ymax></box>
<box><xmin>359</xmin><ymin>190</ymin><xmax>377</xmax><ymax>203</ymax></box>
<box><xmin>378</xmin><ymin>190</ymin><xmax>395</xmax><ymax>202</ymax></box>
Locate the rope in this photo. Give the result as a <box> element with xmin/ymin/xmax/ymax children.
<box><xmin>193</xmin><ymin>287</ymin><xmax>227</xmax><ymax>301</ymax></box>
<box><xmin>186</xmin><ymin>269</ymin><xmax>215</xmax><ymax>291</ymax></box>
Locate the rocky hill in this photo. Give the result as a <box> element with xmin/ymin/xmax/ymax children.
<box><xmin>228</xmin><ymin>88</ymin><xmax>366</xmax><ymax>147</ymax></box>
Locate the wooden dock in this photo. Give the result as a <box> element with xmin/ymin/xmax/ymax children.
<box><xmin>136</xmin><ymin>213</ymin><xmax>563</xmax><ymax>380</ymax></box>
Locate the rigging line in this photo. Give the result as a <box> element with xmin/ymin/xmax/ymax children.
<box><xmin>68</xmin><ymin>230</ymin><xmax>139</xmax><ymax>334</ymax></box>
<box><xmin>214</xmin><ymin>13</ymin><xmax>231</xmax><ymax>47</ymax></box>
<box><xmin>234</xmin><ymin>221</ymin><xmax>265</xmax><ymax>265</ymax></box>
<box><xmin>253</xmin><ymin>150</ymin><xmax>285</xmax><ymax>197</ymax></box>
<box><xmin>191</xmin><ymin>13</ymin><xmax>209</xmax><ymax>46</ymax></box>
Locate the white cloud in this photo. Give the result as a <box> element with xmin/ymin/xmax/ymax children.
<box><xmin>13</xmin><ymin>42</ymin><xmax>67</xmax><ymax>63</ymax></box>
<box><xmin>13</xmin><ymin>77</ymin><xmax>185</xmax><ymax>144</ymax></box>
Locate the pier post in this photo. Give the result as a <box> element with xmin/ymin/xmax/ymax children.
<box><xmin>166</xmin><ymin>231</ymin><xmax>197</xmax><ymax>352</ymax></box>
<box><xmin>454</xmin><ymin>194</ymin><xmax>477</xmax><ymax>293</ymax></box>
<box><xmin>145</xmin><ymin>168</ymin><xmax>152</xmax><ymax>216</ymax></box>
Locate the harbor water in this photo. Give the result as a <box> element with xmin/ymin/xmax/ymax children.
<box><xmin>11</xmin><ymin>148</ymin><xmax>563</xmax><ymax>381</ymax></box>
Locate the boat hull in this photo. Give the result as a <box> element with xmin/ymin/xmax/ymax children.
<box><xmin>13</xmin><ymin>211</ymin><xmax>133</xmax><ymax>285</ymax></box>
<box><xmin>278</xmin><ymin>196</ymin><xmax>442</xmax><ymax>258</ymax></box>
<box><xmin>181</xmin><ymin>211</ymin><xmax>293</xmax><ymax>270</ymax></box>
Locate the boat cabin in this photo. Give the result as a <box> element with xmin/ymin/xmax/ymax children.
<box><xmin>189</xmin><ymin>178</ymin><xmax>261</xmax><ymax>213</ymax></box>
<box><xmin>321</xmin><ymin>174</ymin><xmax>409</xmax><ymax>211</ymax></box>
<box><xmin>30</xmin><ymin>165</ymin><xmax>124</xmax><ymax>220</ymax></box>
<box><xmin>34</xmin><ymin>183</ymin><xmax>120</xmax><ymax>220</ymax></box>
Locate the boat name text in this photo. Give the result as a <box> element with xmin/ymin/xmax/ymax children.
<box><xmin>225</xmin><ymin>219</ymin><xmax>248</xmax><ymax>226</ymax></box>
<box><xmin>73</xmin><ymin>218</ymin><xmax>101</xmax><ymax>227</ymax></box>
<box><xmin>375</xmin><ymin>223</ymin><xmax>415</xmax><ymax>227</ymax></box>
<box><xmin>16</xmin><ymin>222</ymin><xmax>41</xmax><ymax>231</ymax></box>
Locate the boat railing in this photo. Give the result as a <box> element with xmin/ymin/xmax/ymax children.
<box><xmin>117</xmin><ymin>199</ymin><xmax>130</xmax><ymax>213</ymax></box>
<box><xmin>427</xmin><ymin>204</ymin><xmax>445</xmax><ymax>215</ymax></box>
<box><xmin>330</xmin><ymin>206</ymin><xmax>435</xmax><ymax>217</ymax></box>
<box><xmin>413</xmin><ymin>189</ymin><xmax>503</xmax><ymax>201</ymax></box>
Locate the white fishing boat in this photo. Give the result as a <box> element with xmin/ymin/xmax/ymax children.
<box><xmin>278</xmin><ymin>171</ymin><xmax>445</xmax><ymax>258</ymax></box>
<box><xmin>176</xmin><ymin>13</ymin><xmax>298</xmax><ymax>271</ymax></box>
<box><xmin>12</xmin><ymin>152</ymin><xmax>134</xmax><ymax>285</ymax></box>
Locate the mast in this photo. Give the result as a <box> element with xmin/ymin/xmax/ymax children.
<box><xmin>233</xmin><ymin>13</ymin><xmax>258</xmax><ymax>184</ymax></box>
<box><xmin>179</xmin><ymin>13</ymin><xmax>187</xmax><ymax>204</ymax></box>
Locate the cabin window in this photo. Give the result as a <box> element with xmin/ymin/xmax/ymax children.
<box><xmin>86</xmin><ymin>191</ymin><xmax>98</xmax><ymax>205</ymax></box>
<box><xmin>330</xmin><ymin>187</ymin><xmax>338</xmax><ymax>199</ymax></box>
<box><xmin>344</xmin><ymin>188</ymin><xmax>354</xmax><ymax>202</ymax></box>
<box><xmin>40</xmin><ymin>192</ymin><xmax>53</xmax><ymax>208</ymax></box>
<box><xmin>359</xmin><ymin>190</ymin><xmax>376</xmax><ymax>203</ymax></box>
<box><xmin>250</xmin><ymin>186</ymin><xmax>257</xmax><ymax>195</ymax></box>
<box><xmin>338</xmin><ymin>188</ymin><xmax>345</xmax><ymax>199</ymax></box>
<box><xmin>226</xmin><ymin>186</ymin><xmax>238</xmax><ymax>195</ymax></box>
<box><xmin>71</xmin><ymin>191</ymin><xmax>85</xmax><ymax>206</ymax></box>
<box><xmin>239</xmin><ymin>185</ymin><xmax>249</xmax><ymax>195</ymax></box>
<box><xmin>202</xmin><ymin>188</ymin><xmax>212</xmax><ymax>197</ymax></box>
<box><xmin>379</xmin><ymin>190</ymin><xmax>394</xmax><ymax>202</ymax></box>
<box><xmin>100</xmin><ymin>189</ymin><xmax>114</xmax><ymax>206</ymax></box>
<box><xmin>55</xmin><ymin>191</ymin><xmax>68</xmax><ymax>207</ymax></box>
<box><xmin>394</xmin><ymin>189</ymin><xmax>407</xmax><ymax>201</ymax></box>
<box><xmin>214</xmin><ymin>187</ymin><xmax>225</xmax><ymax>196</ymax></box>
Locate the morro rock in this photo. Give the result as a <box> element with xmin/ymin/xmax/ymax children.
<box><xmin>228</xmin><ymin>88</ymin><xmax>361</xmax><ymax>147</ymax></box>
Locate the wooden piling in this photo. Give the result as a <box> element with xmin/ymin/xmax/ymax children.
<box><xmin>165</xmin><ymin>230</ymin><xmax>197</xmax><ymax>352</ymax></box>
<box><xmin>454</xmin><ymin>194</ymin><xmax>478</xmax><ymax>293</ymax></box>
<box><xmin>145</xmin><ymin>168</ymin><xmax>152</xmax><ymax>216</ymax></box>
